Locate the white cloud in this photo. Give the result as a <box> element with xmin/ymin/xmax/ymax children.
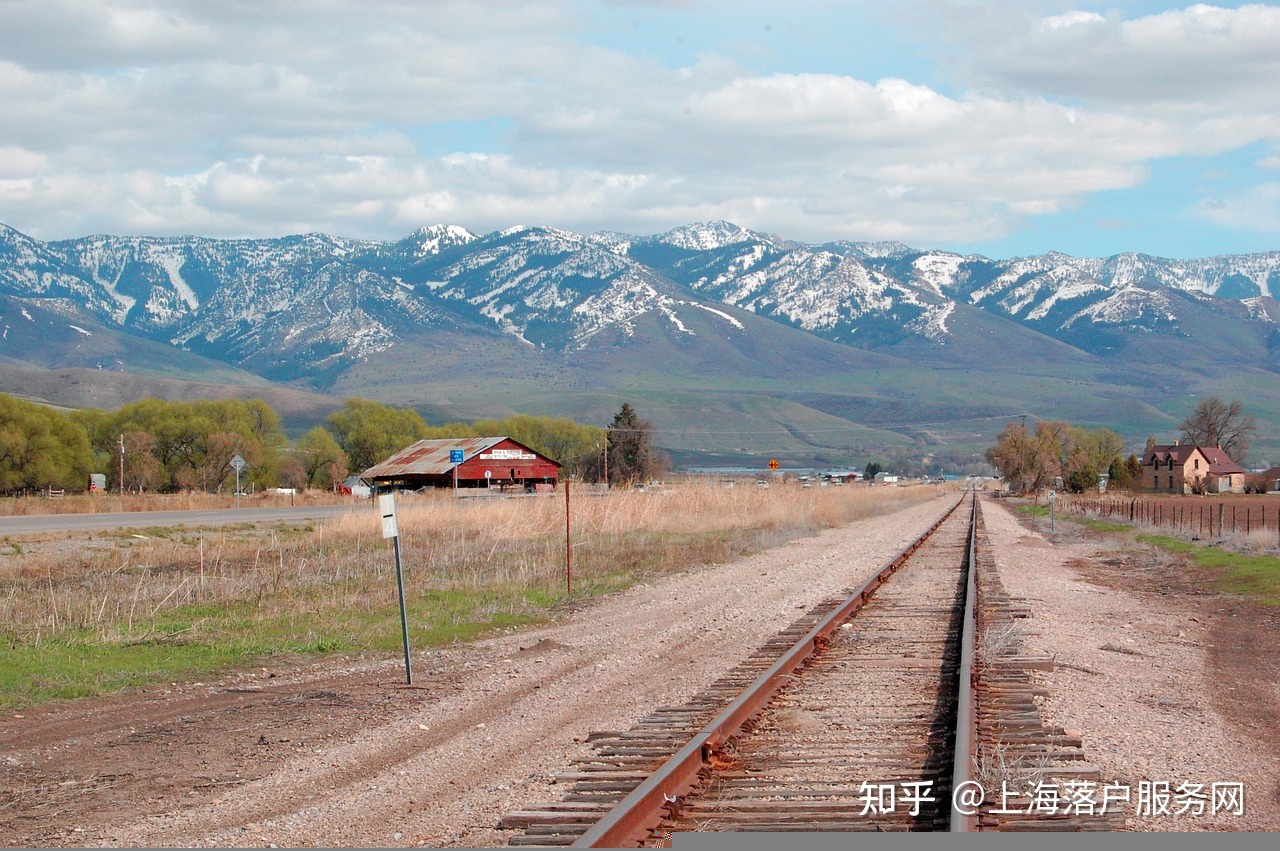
<box><xmin>0</xmin><ymin>1</ymin><xmax>1278</xmax><ymax>250</ymax></box>
<box><xmin>974</xmin><ymin>4</ymin><xmax>1280</xmax><ymax>113</ymax></box>
<box><xmin>1040</xmin><ymin>11</ymin><xmax>1106</xmax><ymax>31</ymax></box>
<box><xmin>1195</xmin><ymin>182</ymin><xmax>1280</xmax><ymax>231</ymax></box>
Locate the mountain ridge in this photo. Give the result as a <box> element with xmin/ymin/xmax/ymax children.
<box><xmin>5</xmin><ymin>219</ymin><xmax>1280</xmax><ymax>466</ymax></box>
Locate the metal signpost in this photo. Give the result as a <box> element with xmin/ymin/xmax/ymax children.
<box><xmin>450</xmin><ymin>449</ymin><xmax>464</xmax><ymax>496</ymax></box>
<box><xmin>231</xmin><ymin>454</ymin><xmax>246</xmax><ymax>508</ymax></box>
<box><xmin>380</xmin><ymin>493</ymin><xmax>413</xmax><ymax>685</ymax></box>
<box><xmin>1048</xmin><ymin>489</ymin><xmax>1056</xmax><ymax>533</ymax></box>
<box><xmin>565</xmin><ymin>481</ymin><xmax>572</xmax><ymax>596</ymax></box>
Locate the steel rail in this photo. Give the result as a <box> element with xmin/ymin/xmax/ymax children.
<box><xmin>571</xmin><ymin>493</ymin><xmax>970</xmax><ymax>848</ymax></box>
<box><xmin>949</xmin><ymin>490</ymin><xmax>980</xmax><ymax>832</ymax></box>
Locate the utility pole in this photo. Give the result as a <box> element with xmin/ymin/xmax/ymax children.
<box><xmin>118</xmin><ymin>434</ymin><xmax>125</xmax><ymax>499</ymax></box>
<box><xmin>603</xmin><ymin>430</ymin><xmax>609</xmax><ymax>490</ymax></box>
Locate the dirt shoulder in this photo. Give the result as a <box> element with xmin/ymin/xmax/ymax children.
<box><xmin>2</xmin><ymin>495</ymin><xmax>954</xmax><ymax>847</ymax></box>
<box><xmin>983</xmin><ymin>498</ymin><xmax>1280</xmax><ymax>831</ymax></box>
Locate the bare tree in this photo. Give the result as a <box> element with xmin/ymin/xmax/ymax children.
<box><xmin>985</xmin><ymin>420</ymin><xmax>1073</xmax><ymax>495</ymax></box>
<box><xmin>1179</xmin><ymin>396</ymin><xmax>1256</xmax><ymax>462</ymax></box>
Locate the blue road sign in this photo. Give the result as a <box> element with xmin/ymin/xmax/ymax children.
<box><xmin>450</xmin><ymin>449</ymin><xmax>465</xmax><ymax>464</ymax></box>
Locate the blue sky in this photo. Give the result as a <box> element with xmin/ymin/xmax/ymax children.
<box><xmin>1</xmin><ymin>1</ymin><xmax>1279</xmax><ymax>259</ymax></box>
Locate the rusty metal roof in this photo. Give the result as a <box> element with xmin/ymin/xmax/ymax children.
<box><xmin>363</xmin><ymin>436</ymin><xmax>562</xmax><ymax>480</ymax></box>
<box><xmin>362</xmin><ymin>437</ymin><xmax>508</xmax><ymax>479</ymax></box>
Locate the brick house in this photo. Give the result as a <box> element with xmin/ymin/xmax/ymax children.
<box><xmin>1142</xmin><ymin>442</ymin><xmax>1245</xmax><ymax>494</ymax></box>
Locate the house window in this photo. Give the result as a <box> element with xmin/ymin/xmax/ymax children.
<box><xmin>1195</xmin><ymin>458</ymin><xmax>1200</xmax><ymax>470</ymax></box>
<box><xmin>1154</xmin><ymin>475</ymin><xmax>1159</xmax><ymax>488</ymax></box>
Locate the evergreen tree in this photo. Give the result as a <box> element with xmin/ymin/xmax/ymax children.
<box><xmin>605</xmin><ymin>403</ymin><xmax>666</xmax><ymax>486</ymax></box>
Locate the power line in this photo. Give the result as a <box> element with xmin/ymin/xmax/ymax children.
<box><xmin>651</xmin><ymin>414</ymin><xmax>1027</xmax><ymax>436</ymax></box>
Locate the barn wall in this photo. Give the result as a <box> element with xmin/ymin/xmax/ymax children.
<box><xmin>456</xmin><ymin>438</ymin><xmax>559</xmax><ymax>483</ymax></box>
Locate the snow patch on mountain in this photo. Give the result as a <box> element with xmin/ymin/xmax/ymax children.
<box><xmin>910</xmin><ymin>253</ymin><xmax>964</xmax><ymax>296</ymax></box>
<box><xmin>151</xmin><ymin>249</ymin><xmax>199</xmax><ymax>310</ymax></box>
<box><xmin>659</xmin><ymin>221</ymin><xmax>759</xmax><ymax>251</ymax></box>
<box><xmin>587</xmin><ymin>231</ymin><xmax>633</xmax><ymax>256</ymax></box>
<box><xmin>907</xmin><ymin>302</ymin><xmax>955</xmax><ymax>341</ymax></box>
<box><xmin>709</xmin><ymin>243</ymin><xmax>769</xmax><ymax>288</ymax></box>
<box><xmin>662</xmin><ymin>305</ymin><xmax>695</xmax><ymax>335</ymax></box>
<box><xmin>1064</xmin><ymin>287</ymin><xmax>1176</xmax><ymax>328</ymax></box>
<box><xmin>689</xmin><ymin>302</ymin><xmax>745</xmax><ymax>330</ymax></box>
<box><xmin>411</xmin><ymin>224</ymin><xmax>477</xmax><ymax>256</ymax></box>
<box><xmin>570</xmin><ymin>270</ymin><xmax>677</xmax><ymax>346</ymax></box>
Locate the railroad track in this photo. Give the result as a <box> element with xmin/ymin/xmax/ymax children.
<box><xmin>504</xmin><ymin>494</ymin><xmax>1118</xmax><ymax>845</ymax></box>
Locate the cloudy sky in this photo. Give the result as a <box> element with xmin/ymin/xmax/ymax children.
<box><xmin>2</xmin><ymin>0</ymin><xmax>1279</xmax><ymax>258</ymax></box>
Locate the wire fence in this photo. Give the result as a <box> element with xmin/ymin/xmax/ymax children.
<box><xmin>1059</xmin><ymin>493</ymin><xmax>1280</xmax><ymax>543</ymax></box>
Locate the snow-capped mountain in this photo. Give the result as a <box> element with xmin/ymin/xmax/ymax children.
<box><xmin>3</xmin><ymin>219</ymin><xmax>1280</xmax><ymax>389</ymax></box>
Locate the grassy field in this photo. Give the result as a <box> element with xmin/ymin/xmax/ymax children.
<box><xmin>1016</xmin><ymin>501</ymin><xmax>1280</xmax><ymax>606</ymax></box>
<box><xmin>0</xmin><ymin>483</ymin><xmax>940</xmax><ymax>708</ymax></box>
<box><xmin>1136</xmin><ymin>534</ymin><xmax>1280</xmax><ymax>605</ymax></box>
<box><xmin>0</xmin><ymin>488</ymin><xmax>351</xmax><ymax>516</ymax></box>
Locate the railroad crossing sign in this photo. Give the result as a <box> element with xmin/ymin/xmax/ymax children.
<box><xmin>768</xmin><ymin>459</ymin><xmax>780</xmax><ymax>471</ymax></box>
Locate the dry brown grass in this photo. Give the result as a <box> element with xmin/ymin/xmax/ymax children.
<box><xmin>0</xmin><ymin>483</ymin><xmax>943</xmax><ymax>704</ymax></box>
<box><xmin>0</xmin><ymin>488</ymin><xmax>350</xmax><ymax>516</ymax></box>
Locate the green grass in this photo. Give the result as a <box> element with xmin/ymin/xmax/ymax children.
<box><xmin>1137</xmin><ymin>534</ymin><xmax>1280</xmax><ymax>605</ymax></box>
<box><xmin>1015</xmin><ymin>503</ymin><xmax>1279</xmax><ymax>604</ymax></box>
<box><xmin>0</xmin><ymin>524</ymin><xmax>804</xmax><ymax>709</ymax></box>
<box><xmin>1076</xmin><ymin>518</ymin><xmax>1134</xmax><ymax>533</ymax></box>
<box><xmin>0</xmin><ymin>585</ymin><xmax>552</xmax><ymax>708</ymax></box>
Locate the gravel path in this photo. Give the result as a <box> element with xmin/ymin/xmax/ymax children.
<box><xmin>982</xmin><ymin>498</ymin><xmax>1280</xmax><ymax>831</ymax></box>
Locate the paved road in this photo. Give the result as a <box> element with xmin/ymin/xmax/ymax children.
<box><xmin>0</xmin><ymin>504</ymin><xmax>368</xmax><ymax>535</ymax></box>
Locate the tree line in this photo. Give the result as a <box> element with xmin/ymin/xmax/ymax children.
<box><xmin>985</xmin><ymin>420</ymin><xmax>1141</xmax><ymax>495</ymax></box>
<box><xmin>0</xmin><ymin>392</ymin><xmax>664</xmax><ymax>494</ymax></box>
<box><xmin>985</xmin><ymin>397</ymin><xmax>1260</xmax><ymax>496</ymax></box>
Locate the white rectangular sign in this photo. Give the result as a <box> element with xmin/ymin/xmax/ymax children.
<box><xmin>479</xmin><ymin>449</ymin><xmax>536</xmax><ymax>461</ymax></box>
<box><xmin>379</xmin><ymin>493</ymin><xmax>399</xmax><ymax>539</ymax></box>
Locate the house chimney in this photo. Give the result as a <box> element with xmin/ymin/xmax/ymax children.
<box><xmin>1173</xmin><ymin>439</ymin><xmax>1179</xmax><ymax>446</ymax></box>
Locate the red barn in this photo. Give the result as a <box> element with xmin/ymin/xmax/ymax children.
<box><xmin>361</xmin><ymin>437</ymin><xmax>561</xmax><ymax>492</ymax></box>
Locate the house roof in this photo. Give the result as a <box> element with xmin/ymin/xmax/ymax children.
<box><xmin>1144</xmin><ymin>444</ymin><xmax>1245</xmax><ymax>475</ymax></box>
<box><xmin>362</xmin><ymin>436</ymin><xmax>559</xmax><ymax>480</ymax></box>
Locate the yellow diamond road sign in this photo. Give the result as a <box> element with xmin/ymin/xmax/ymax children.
<box><xmin>768</xmin><ymin>459</ymin><xmax>779</xmax><ymax>471</ymax></box>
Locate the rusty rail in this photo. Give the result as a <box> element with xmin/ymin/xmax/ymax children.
<box><xmin>949</xmin><ymin>491</ymin><xmax>979</xmax><ymax>832</ymax></box>
<box><xmin>569</xmin><ymin>493</ymin><xmax>969</xmax><ymax>848</ymax></box>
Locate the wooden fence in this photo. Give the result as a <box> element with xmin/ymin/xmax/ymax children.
<box><xmin>1059</xmin><ymin>494</ymin><xmax>1280</xmax><ymax>542</ymax></box>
